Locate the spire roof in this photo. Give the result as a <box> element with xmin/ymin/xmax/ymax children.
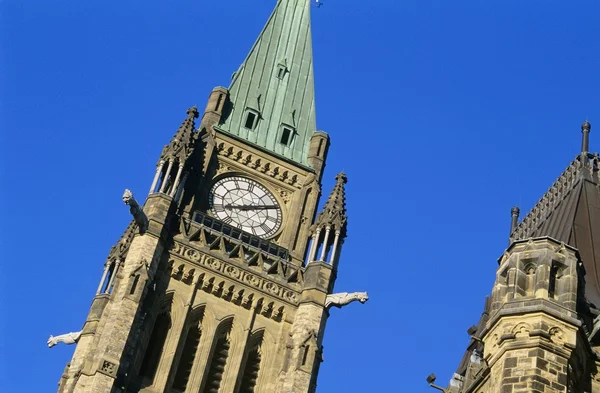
<box><xmin>314</xmin><ymin>172</ymin><xmax>348</xmax><ymax>236</ymax></box>
<box><xmin>510</xmin><ymin>122</ymin><xmax>600</xmax><ymax>304</ymax></box>
<box><xmin>160</xmin><ymin>106</ymin><xmax>199</xmax><ymax>163</ymax></box>
<box><xmin>218</xmin><ymin>0</ymin><xmax>317</xmax><ymax>166</ymax></box>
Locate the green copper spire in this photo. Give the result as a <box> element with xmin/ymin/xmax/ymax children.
<box><xmin>219</xmin><ymin>0</ymin><xmax>317</xmax><ymax>166</ymax></box>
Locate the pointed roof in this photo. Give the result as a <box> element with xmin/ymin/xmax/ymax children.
<box><xmin>511</xmin><ymin>149</ymin><xmax>600</xmax><ymax>305</ymax></box>
<box><xmin>160</xmin><ymin>106</ymin><xmax>199</xmax><ymax>163</ymax></box>
<box><xmin>218</xmin><ymin>0</ymin><xmax>317</xmax><ymax>166</ymax></box>
<box><xmin>314</xmin><ymin>172</ymin><xmax>348</xmax><ymax>236</ymax></box>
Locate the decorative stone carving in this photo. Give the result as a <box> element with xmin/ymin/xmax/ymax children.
<box><xmin>47</xmin><ymin>331</ymin><xmax>82</xmax><ymax>348</ymax></box>
<box><xmin>512</xmin><ymin>322</ymin><xmax>532</xmax><ymax>339</ymax></box>
<box><xmin>549</xmin><ymin>327</ymin><xmax>565</xmax><ymax>345</ymax></box>
<box><xmin>122</xmin><ymin>189</ymin><xmax>148</xmax><ymax>234</ymax></box>
<box><xmin>215</xmin><ymin>141</ymin><xmax>302</xmax><ymax>187</ymax></box>
<box><xmin>170</xmin><ymin>241</ymin><xmax>301</xmax><ymax>305</ymax></box>
<box><xmin>99</xmin><ymin>360</ymin><xmax>117</xmax><ymax>377</ymax></box>
<box><xmin>325</xmin><ymin>292</ymin><xmax>369</xmax><ymax>309</ymax></box>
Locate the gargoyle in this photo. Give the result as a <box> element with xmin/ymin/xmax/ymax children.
<box><xmin>47</xmin><ymin>331</ymin><xmax>82</xmax><ymax>348</ymax></box>
<box><xmin>325</xmin><ymin>292</ymin><xmax>369</xmax><ymax>309</ymax></box>
<box><xmin>123</xmin><ymin>189</ymin><xmax>149</xmax><ymax>234</ymax></box>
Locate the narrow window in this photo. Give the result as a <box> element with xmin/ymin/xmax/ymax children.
<box><xmin>173</xmin><ymin>321</ymin><xmax>202</xmax><ymax>391</ymax></box>
<box><xmin>130</xmin><ymin>275</ymin><xmax>140</xmax><ymax>295</ymax></box>
<box><xmin>139</xmin><ymin>313</ymin><xmax>171</xmax><ymax>383</ymax></box>
<box><xmin>238</xmin><ymin>333</ymin><xmax>264</xmax><ymax>393</ymax></box>
<box><xmin>549</xmin><ymin>263</ymin><xmax>559</xmax><ymax>299</ymax></box>
<box><xmin>316</xmin><ymin>139</ymin><xmax>324</xmax><ymax>156</ymax></box>
<box><xmin>277</xmin><ymin>65</ymin><xmax>286</xmax><ymax>79</ymax></box>
<box><xmin>215</xmin><ymin>94</ymin><xmax>223</xmax><ymax>112</ymax></box>
<box><xmin>244</xmin><ymin>112</ymin><xmax>258</xmax><ymax>130</ymax></box>
<box><xmin>280</xmin><ymin>127</ymin><xmax>293</xmax><ymax>145</ymax></box>
<box><xmin>202</xmin><ymin>327</ymin><xmax>232</xmax><ymax>393</ymax></box>
<box><xmin>301</xmin><ymin>345</ymin><xmax>310</xmax><ymax>366</ymax></box>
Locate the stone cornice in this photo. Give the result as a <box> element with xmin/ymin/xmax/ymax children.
<box><xmin>170</xmin><ymin>239</ymin><xmax>301</xmax><ymax>307</ymax></box>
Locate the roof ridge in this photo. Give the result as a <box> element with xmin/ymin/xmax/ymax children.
<box><xmin>512</xmin><ymin>153</ymin><xmax>599</xmax><ymax>240</ymax></box>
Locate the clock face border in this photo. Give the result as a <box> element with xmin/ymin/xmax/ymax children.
<box><xmin>208</xmin><ymin>175</ymin><xmax>283</xmax><ymax>239</ymax></box>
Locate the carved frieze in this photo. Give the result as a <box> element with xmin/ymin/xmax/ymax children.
<box><xmin>166</xmin><ymin>256</ymin><xmax>288</xmax><ymax>322</ymax></box>
<box><xmin>216</xmin><ymin>141</ymin><xmax>301</xmax><ymax>188</ymax></box>
<box><xmin>171</xmin><ymin>242</ymin><xmax>300</xmax><ymax>305</ymax></box>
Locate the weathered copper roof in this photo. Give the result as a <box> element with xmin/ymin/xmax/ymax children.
<box><xmin>218</xmin><ymin>0</ymin><xmax>317</xmax><ymax>166</ymax></box>
<box><xmin>511</xmin><ymin>152</ymin><xmax>600</xmax><ymax>305</ymax></box>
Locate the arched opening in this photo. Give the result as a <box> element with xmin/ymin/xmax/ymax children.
<box><xmin>202</xmin><ymin>319</ymin><xmax>233</xmax><ymax>393</ymax></box>
<box><xmin>237</xmin><ymin>331</ymin><xmax>264</xmax><ymax>393</ymax></box>
<box><xmin>172</xmin><ymin>311</ymin><xmax>204</xmax><ymax>392</ymax></box>
<box><xmin>139</xmin><ymin>311</ymin><xmax>172</xmax><ymax>384</ymax></box>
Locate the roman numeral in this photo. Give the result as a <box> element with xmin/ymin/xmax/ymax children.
<box><xmin>222</xmin><ymin>217</ymin><xmax>233</xmax><ymax>224</ymax></box>
<box><xmin>248</xmin><ymin>183</ymin><xmax>255</xmax><ymax>192</ymax></box>
<box><xmin>260</xmin><ymin>224</ymin><xmax>271</xmax><ymax>233</ymax></box>
<box><xmin>213</xmin><ymin>204</ymin><xmax>224</xmax><ymax>212</ymax></box>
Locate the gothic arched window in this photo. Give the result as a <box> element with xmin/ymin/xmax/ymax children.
<box><xmin>139</xmin><ymin>312</ymin><xmax>171</xmax><ymax>383</ymax></box>
<box><xmin>202</xmin><ymin>319</ymin><xmax>233</xmax><ymax>393</ymax></box>
<box><xmin>237</xmin><ymin>331</ymin><xmax>264</xmax><ymax>393</ymax></box>
<box><xmin>172</xmin><ymin>312</ymin><xmax>203</xmax><ymax>392</ymax></box>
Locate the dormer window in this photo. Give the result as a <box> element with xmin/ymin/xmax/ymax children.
<box><xmin>280</xmin><ymin>125</ymin><xmax>295</xmax><ymax>146</ymax></box>
<box><xmin>276</xmin><ymin>64</ymin><xmax>287</xmax><ymax>80</ymax></box>
<box><xmin>244</xmin><ymin>109</ymin><xmax>259</xmax><ymax>130</ymax></box>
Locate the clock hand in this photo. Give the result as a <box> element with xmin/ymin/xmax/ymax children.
<box><xmin>224</xmin><ymin>204</ymin><xmax>278</xmax><ymax>210</ymax></box>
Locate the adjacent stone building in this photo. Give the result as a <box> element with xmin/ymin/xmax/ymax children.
<box><xmin>434</xmin><ymin>121</ymin><xmax>600</xmax><ymax>392</ymax></box>
<box><xmin>50</xmin><ymin>1</ymin><xmax>367</xmax><ymax>392</ymax></box>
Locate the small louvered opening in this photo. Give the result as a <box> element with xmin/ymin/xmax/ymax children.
<box><xmin>172</xmin><ymin>324</ymin><xmax>202</xmax><ymax>391</ymax></box>
<box><xmin>139</xmin><ymin>313</ymin><xmax>171</xmax><ymax>382</ymax></box>
<box><xmin>238</xmin><ymin>346</ymin><xmax>262</xmax><ymax>393</ymax></box>
<box><xmin>203</xmin><ymin>333</ymin><xmax>231</xmax><ymax>393</ymax></box>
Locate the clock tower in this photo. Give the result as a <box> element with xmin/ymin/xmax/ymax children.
<box><xmin>51</xmin><ymin>1</ymin><xmax>367</xmax><ymax>393</ymax></box>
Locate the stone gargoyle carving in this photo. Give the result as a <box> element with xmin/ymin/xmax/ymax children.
<box><xmin>325</xmin><ymin>292</ymin><xmax>369</xmax><ymax>309</ymax></box>
<box><xmin>47</xmin><ymin>331</ymin><xmax>82</xmax><ymax>348</ymax></box>
<box><xmin>123</xmin><ymin>189</ymin><xmax>148</xmax><ymax>234</ymax></box>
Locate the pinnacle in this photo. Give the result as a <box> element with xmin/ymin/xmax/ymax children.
<box><xmin>314</xmin><ymin>172</ymin><xmax>348</xmax><ymax>235</ymax></box>
<box><xmin>160</xmin><ymin>106</ymin><xmax>199</xmax><ymax>163</ymax></box>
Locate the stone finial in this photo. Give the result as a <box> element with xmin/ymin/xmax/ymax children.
<box><xmin>582</xmin><ymin>120</ymin><xmax>591</xmax><ymax>153</ymax></box>
<box><xmin>325</xmin><ymin>292</ymin><xmax>368</xmax><ymax>309</ymax></box>
<box><xmin>510</xmin><ymin>206</ymin><xmax>520</xmax><ymax>231</ymax></box>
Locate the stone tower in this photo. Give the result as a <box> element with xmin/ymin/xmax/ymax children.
<box><xmin>51</xmin><ymin>2</ymin><xmax>367</xmax><ymax>393</ymax></box>
<box><xmin>432</xmin><ymin>121</ymin><xmax>600</xmax><ymax>393</ymax></box>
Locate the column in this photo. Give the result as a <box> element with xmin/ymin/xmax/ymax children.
<box><xmin>149</xmin><ymin>161</ymin><xmax>165</xmax><ymax>195</ymax></box>
<box><xmin>328</xmin><ymin>231</ymin><xmax>341</xmax><ymax>265</ymax></box>
<box><xmin>307</xmin><ymin>229</ymin><xmax>321</xmax><ymax>263</ymax></box>
<box><xmin>105</xmin><ymin>259</ymin><xmax>121</xmax><ymax>294</ymax></box>
<box><xmin>159</xmin><ymin>160</ymin><xmax>174</xmax><ymax>194</ymax></box>
<box><xmin>319</xmin><ymin>226</ymin><xmax>331</xmax><ymax>262</ymax></box>
<box><xmin>169</xmin><ymin>164</ymin><xmax>184</xmax><ymax>197</ymax></box>
<box><xmin>96</xmin><ymin>263</ymin><xmax>110</xmax><ymax>295</ymax></box>
<box><xmin>174</xmin><ymin>171</ymin><xmax>189</xmax><ymax>202</ymax></box>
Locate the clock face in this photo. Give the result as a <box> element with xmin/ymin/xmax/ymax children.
<box><xmin>209</xmin><ymin>176</ymin><xmax>282</xmax><ymax>238</ymax></box>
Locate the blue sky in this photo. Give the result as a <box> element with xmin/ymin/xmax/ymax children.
<box><xmin>2</xmin><ymin>1</ymin><xmax>600</xmax><ymax>392</ymax></box>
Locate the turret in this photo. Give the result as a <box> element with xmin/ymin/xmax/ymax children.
<box><xmin>149</xmin><ymin>106</ymin><xmax>199</xmax><ymax>199</ymax></box>
<box><xmin>306</xmin><ymin>172</ymin><xmax>348</xmax><ymax>270</ymax></box>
